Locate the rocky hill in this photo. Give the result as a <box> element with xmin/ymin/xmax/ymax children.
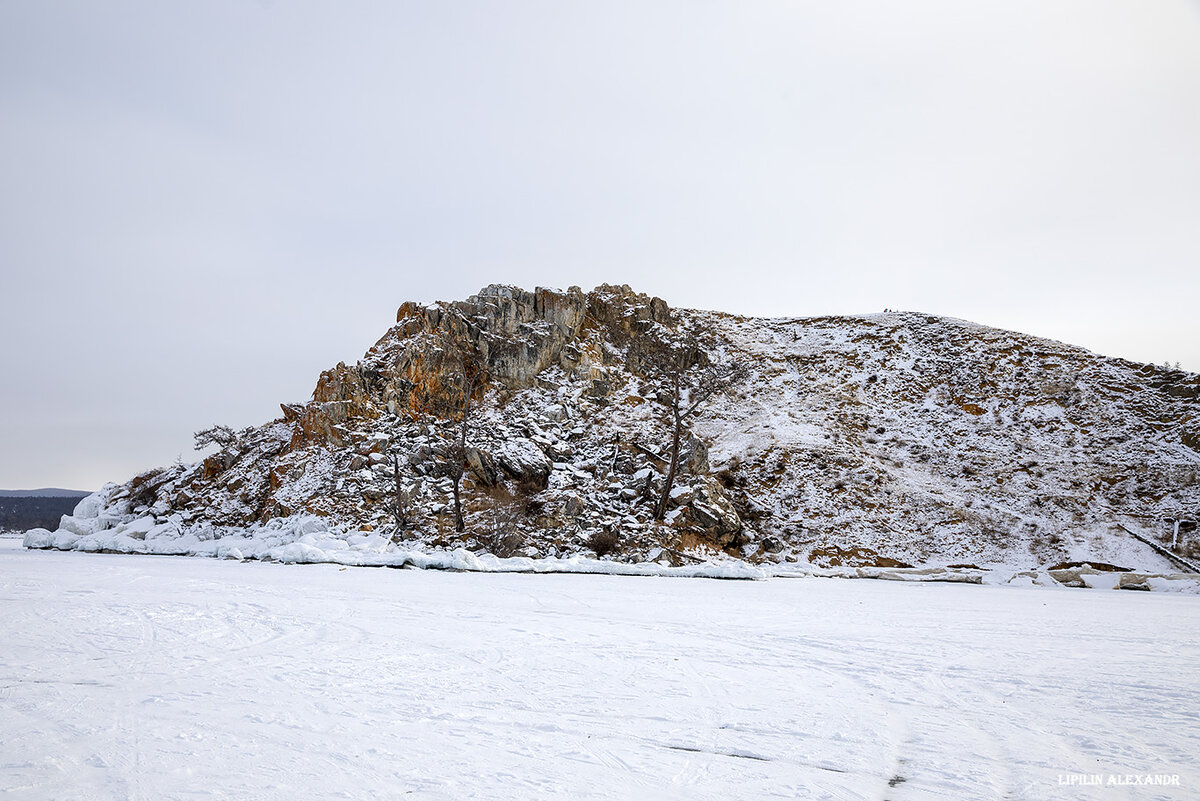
<box><xmin>36</xmin><ymin>284</ymin><xmax>1200</xmax><ymax>571</ymax></box>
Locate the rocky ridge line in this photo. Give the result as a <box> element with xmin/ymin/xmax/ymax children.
<box><xmin>33</xmin><ymin>284</ymin><xmax>1200</xmax><ymax>571</ymax></box>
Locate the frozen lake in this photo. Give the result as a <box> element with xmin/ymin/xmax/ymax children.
<box><xmin>2</xmin><ymin>540</ymin><xmax>1198</xmax><ymax>800</ymax></box>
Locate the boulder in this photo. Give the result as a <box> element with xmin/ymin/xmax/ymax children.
<box><xmin>562</xmin><ymin>494</ymin><xmax>585</xmax><ymax>518</ymax></box>
<box><xmin>202</xmin><ymin>453</ymin><xmax>230</xmax><ymax>480</ymax></box>
<box><xmin>671</xmin><ymin>476</ymin><xmax>744</xmax><ymax>548</ymax></box>
<box><xmin>681</xmin><ymin>434</ymin><xmax>710</xmax><ymax>475</ymax></box>
<box><xmin>466</xmin><ymin>447</ymin><xmax>501</xmax><ymax>487</ymax></box>
<box><xmin>494</xmin><ymin>439</ymin><xmax>553</xmax><ymax>489</ymax></box>
<box><xmin>1048</xmin><ymin>565</ymin><xmax>1100</xmax><ymax>588</ymax></box>
<box><xmin>628</xmin><ymin>467</ymin><xmax>660</xmax><ymax>495</ymax></box>
<box><xmin>359</xmin><ymin>434</ymin><xmax>391</xmax><ymax>454</ymax></box>
<box><xmin>666</xmin><ymin>483</ymin><xmax>698</xmax><ymax>506</ymax></box>
<box><xmin>1118</xmin><ymin>573</ymin><xmax>1152</xmax><ymax>591</ymax></box>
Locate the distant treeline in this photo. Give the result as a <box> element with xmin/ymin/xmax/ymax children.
<box><xmin>0</xmin><ymin>497</ymin><xmax>82</xmax><ymax>532</ymax></box>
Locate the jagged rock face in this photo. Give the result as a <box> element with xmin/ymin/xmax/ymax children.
<box><xmin>304</xmin><ymin>283</ymin><xmax>682</xmax><ymax>427</ymax></box>
<box><xmin>94</xmin><ymin>284</ymin><xmax>1200</xmax><ymax>568</ymax></box>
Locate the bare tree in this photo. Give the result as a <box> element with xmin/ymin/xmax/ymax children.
<box><xmin>646</xmin><ymin>338</ymin><xmax>747</xmax><ymax>521</ymax></box>
<box><xmin>444</xmin><ymin>338</ymin><xmax>487</xmax><ymax>534</ymax></box>
<box><xmin>388</xmin><ymin>453</ymin><xmax>412</xmax><ymax>536</ymax></box>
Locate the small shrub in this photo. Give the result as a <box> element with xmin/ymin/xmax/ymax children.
<box><xmin>481</xmin><ymin>484</ymin><xmax>526</xmax><ymax>557</ymax></box>
<box><xmin>587</xmin><ymin>529</ymin><xmax>621</xmax><ymax>557</ymax></box>
<box><xmin>486</xmin><ymin>529</ymin><xmax>526</xmax><ymax>558</ymax></box>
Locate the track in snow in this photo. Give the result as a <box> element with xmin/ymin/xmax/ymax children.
<box><xmin>2</xmin><ymin>541</ymin><xmax>1198</xmax><ymax>800</ymax></box>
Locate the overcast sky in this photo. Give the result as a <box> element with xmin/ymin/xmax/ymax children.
<box><xmin>3</xmin><ymin>1</ymin><xmax>1199</xmax><ymax>491</ymax></box>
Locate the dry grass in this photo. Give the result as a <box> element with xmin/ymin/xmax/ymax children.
<box><xmin>587</xmin><ymin>529</ymin><xmax>621</xmax><ymax>557</ymax></box>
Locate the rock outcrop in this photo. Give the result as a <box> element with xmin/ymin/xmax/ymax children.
<box><xmin>40</xmin><ymin>284</ymin><xmax>1200</xmax><ymax>570</ymax></box>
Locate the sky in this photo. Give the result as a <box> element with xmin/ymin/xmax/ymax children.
<box><xmin>2</xmin><ymin>1</ymin><xmax>1199</xmax><ymax>491</ymax></box>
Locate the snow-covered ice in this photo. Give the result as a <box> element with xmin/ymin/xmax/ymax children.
<box><xmin>2</xmin><ymin>541</ymin><xmax>1198</xmax><ymax>800</ymax></box>
<box><xmin>27</xmin><ymin>490</ymin><xmax>1200</xmax><ymax>591</ymax></box>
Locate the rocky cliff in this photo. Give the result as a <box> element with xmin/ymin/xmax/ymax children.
<box><xmin>48</xmin><ymin>284</ymin><xmax>1200</xmax><ymax>570</ymax></box>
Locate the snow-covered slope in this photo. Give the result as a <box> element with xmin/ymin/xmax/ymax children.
<box><xmin>28</xmin><ymin>284</ymin><xmax>1200</xmax><ymax>574</ymax></box>
<box><xmin>695</xmin><ymin>309</ymin><xmax>1200</xmax><ymax>569</ymax></box>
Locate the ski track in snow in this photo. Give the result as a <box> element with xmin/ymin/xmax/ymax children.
<box><xmin>2</xmin><ymin>541</ymin><xmax>1198</xmax><ymax>800</ymax></box>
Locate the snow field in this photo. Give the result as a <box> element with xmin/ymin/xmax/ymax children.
<box><xmin>2</xmin><ymin>541</ymin><xmax>1198</xmax><ymax>800</ymax></box>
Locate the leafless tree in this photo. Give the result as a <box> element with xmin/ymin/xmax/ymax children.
<box><xmin>443</xmin><ymin>339</ymin><xmax>487</xmax><ymax>533</ymax></box>
<box><xmin>645</xmin><ymin>337</ymin><xmax>747</xmax><ymax>520</ymax></box>
<box><xmin>388</xmin><ymin>453</ymin><xmax>413</xmax><ymax>535</ymax></box>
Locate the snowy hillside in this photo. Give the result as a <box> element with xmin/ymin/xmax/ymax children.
<box><xmin>694</xmin><ymin>309</ymin><xmax>1200</xmax><ymax>568</ymax></box>
<box><xmin>26</xmin><ymin>284</ymin><xmax>1200</xmax><ymax>575</ymax></box>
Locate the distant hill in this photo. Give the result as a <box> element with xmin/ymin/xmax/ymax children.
<box><xmin>0</xmin><ymin>492</ymin><xmax>90</xmax><ymax>533</ymax></box>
